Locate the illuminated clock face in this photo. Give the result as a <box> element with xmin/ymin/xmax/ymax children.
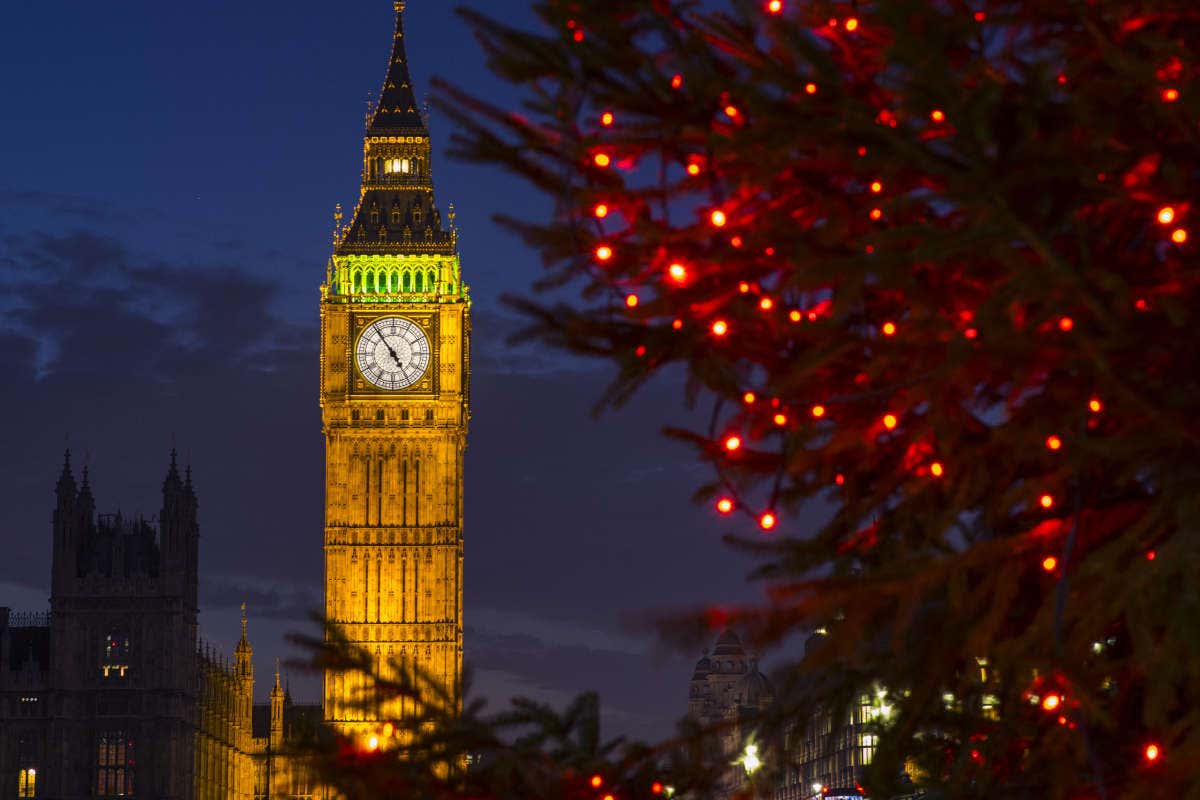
<box><xmin>355</xmin><ymin>317</ymin><xmax>431</xmax><ymax>391</ymax></box>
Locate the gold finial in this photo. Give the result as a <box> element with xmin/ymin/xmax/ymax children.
<box><xmin>394</xmin><ymin>1</ymin><xmax>406</xmax><ymax>11</ymax></box>
<box><xmin>333</xmin><ymin>203</ymin><xmax>344</xmax><ymax>246</ymax></box>
<box><xmin>274</xmin><ymin>658</ymin><xmax>282</xmax><ymax>690</ymax></box>
<box><xmin>240</xmin><ymin>602</ymin><xmax>248</xmax><ymax>638</ymax></box>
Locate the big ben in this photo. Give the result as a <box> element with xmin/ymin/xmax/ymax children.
<box><xmin>320</xmin><ymin>1</ymin><xmax>467</xmax><ymax>735</ymax></box>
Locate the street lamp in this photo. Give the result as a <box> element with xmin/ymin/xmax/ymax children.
<box><xmin>740</xmin><ymin>742</ymin><xmax>762</xmax><ymax>776</ymax></box>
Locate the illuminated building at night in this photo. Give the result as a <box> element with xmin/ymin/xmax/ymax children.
<box><xmin>319</xmin><ymin>0</ymin><xmax>468</xmax><ymax>738</ymax></box>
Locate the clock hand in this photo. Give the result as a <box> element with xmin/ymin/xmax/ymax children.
<box><xmin>382</xmin><ymin>336</ymin><xmax>405</xmax><ymax>368</ymax></box>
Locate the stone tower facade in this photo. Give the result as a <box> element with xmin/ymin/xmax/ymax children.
<box><xmin>320</xmin><ymin>1</ymin><xmax>469</xmax><ymax>739</ymax></box>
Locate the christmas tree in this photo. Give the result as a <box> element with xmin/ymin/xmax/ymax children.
<box><xmin>421</xmin><ymin>0</ymin><xmax>1200</xmax><ymax>797</ymax></box>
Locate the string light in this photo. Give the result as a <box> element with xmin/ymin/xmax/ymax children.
<box><xmin>773</xmin><ymin>413</ymin><xmax>787</xmax><ymax>426</ymax></box>
<box><xmin>844</xmin><ymin>17</ymin><xmax>859</xmax><ymax>31</ymax></box>
<box><xmin>717</xmin><ymin>497</ymin><xmax>734</xmax><ymax>514</ymax></box>
<box><xmin>594</xmin><ymin>152</ymin><xmax>611</xmax><ymax>168</ymax></box>
<box><xmin>595</xmin><ymin>245</ymin><xmax>613</xmax><ymax>261</ymax></box>
<box><xmin>760</xmin><ymin>511</ymin><xmax>777</xmax><ymax>530</ymax></box>
<box><xmin>1046</xmin><ymin>435</ymin><xmax>1062</xmax><ymax>450</ymax></box>
<box><xmin>1042</xmin><ymin>556</ymin><xmax>1058</xmax><ymax>572</ymax></box>
<box><xmin>738</xmin><ymin>282</ymin><xmax>751</xmax><ymax>293</ymax></box>
<box><xmin>870</xmin><ymin>208</ymin><xmax>883</xmax><ymax>220</ymax></box>
<box><xmin>367</xmin><ymin>735</ymin><xmax>380</xmax><ymax>752</ymax></box>
<box><xmin>710</xmin><ymin>209</ymin><xmax>728</xmax><ymax>227</ymax></box>
<box><xmin>687</xmin><ymin>162</ymin><xmax>702</xmax><ymax>176</ymax></box>
<box><xmin>1162</xmin><ymin>88</ymin><xmax>1179</xmax><ymax>102</ymax></box>
<box><xmin>591</xmin><ymin>776</ymin><xmax>604</xmax><ymax>789</ymax></box>
<box><xmin>1145</xmin><ymin>743</ymin><xmax>1161</xmax><ymax>762</ymax></box>
<box><xmin>724</xmin><ymin>435</ymin><xmax>742</xmax><ymax>451</ymax></box>
<box><xmin>1041</xmin><ymin>694</ymin><xmax>1061</xmax><ymax>711</ymax></box>
<box><xmin>593</xmin><ymin>203</ymin><xmax>609</xmax><ymax>218</ymax></box>
<box><xmin>789</xmin><ymin>310</ymin><xmax>802</xmax><ymax>322</ymax></box>
<box><xmin>743</xmin><ymin>392</ymin><xmax>757</xmax><ymax>404</ymax></box>
<box><xmin>1089</xmin><ymin>398</ymin><xmax>1103</xmax><ymax>413</ymax></box>
<box><xmin>930</xmin><ymin>109</ymin><xmax>946</xmax><ymax>122</ymax></box>
<box><xmin>1171</xmin><ymin>228</ymin><xmax>1188</xmax><ymax>244</ymax></box>
<box><xmin>671</xmin><ymin>74</ymin><xmax>683</xmax><ymax>89</ymax></box>
<box><xmin>1058</xmin><ymin>316</ymin><xmax>1074</xmax><ymax>332</ymax></box>
<box><xmin>730</xmin><ymin>235</ymin><xmax>743</xmax><ymax>248</ymax></box>
<box><xmin>1157</xmin><ymin>206</ymin><xmax>1175</xmax><ymax>224</ymax></box>
<box><xmin>882</xmin><ymin>321</ymin><xmax>897</xmax><ymax>336</ymax></box>
<box><xmin>712</xmin><ymin>320</ymin><xmax>729</xmax><ymax>336</ymax></box>
<box><xmin>812</xmin><ymin>405</ymin><xmax>826</xmax><ymax>418</ymax></box>
<box><xmin>672</xmin><ymin>318</ymin><xmax>683</xmax><ymax>330</ymax></box>
<box><xmin>930</xmin><ymin>462</ymin><xmax>944</xmax><ymax>478</ymax></box>
<box><xmin>766</xmin><ymin>0</ymin><xmax>783</xmax><ymax>13</ymax></box>
<box><xmin>870</xmin><ymin>181</ymin><xmax>883</xmax><ymax>193</ymax></box>
<box><xmin>666</xmin><ymin>263</ymin><xmax>688</xmax><ymax>285</ymax></box>
<box><xmin>883</xmin><ymin>413</ymin><xmax>898</xmax><ymax>430</ymax></box>
<box><xmin>1040</xmin><ymin>494</ymin><xmax>1055</xmax><ymax>509</ymax></box>
<box><xmin>625</xmin><ymin>293</ymin><xmax>639</xmax><ymax>308</ymax></box>
<box><xmin>652</xmin><ymin>783</ymin><xmax>664</xmax><ymax>795</ymax></box>
<box><xmin>805</xmin><ymin>83</ymin><xmax>818</xmax><ymax>94</ymax></box>
<box><xmin>600</xmin><ymin>111</ymin><xmax>614</xmax><ymax>126</ymax></box>
<box><xmin>724</xmin><ymin>105</ymin><xmax>740</xmax><ymax>118</ymax></box>
<box><xmin>760</xmin><ymin>297</ymin><xmax>775</xmax><ymax>311</ymax></box>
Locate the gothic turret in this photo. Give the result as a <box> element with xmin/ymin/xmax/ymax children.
<box><xmin>51</xmin><ymin>451</ymin><xmax>78</xmax><ymax>595</ymax></box>
<box><xmin>159</xmin><ymin>450</ymin><xmax>199</xmax><ymax>606</ymax></box>
<box><xmin>334</xmin><ymin>1</ymin><xmax>455</xmax><ymax>261</ymax></box>
<box><xmin>270</xmin><ymin>660</ymin><xmax>285</xmax><ymax>750</ymax></box>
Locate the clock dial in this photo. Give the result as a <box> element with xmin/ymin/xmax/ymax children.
<box><xmin>355</xmin><ymin>317</ymin><xmax>431</xmax><ymax>391</ymax></box>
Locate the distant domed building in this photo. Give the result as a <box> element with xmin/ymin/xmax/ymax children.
<box><xmin>687</xmin><ymin>630</ymin><xmax>774</xmax><ymax>799</ymax></box>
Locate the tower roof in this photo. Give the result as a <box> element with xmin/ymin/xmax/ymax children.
<box><xmin>368</xmin><ymin>2</ymin><xmax>425</xmax><ymax>134</ymax></box>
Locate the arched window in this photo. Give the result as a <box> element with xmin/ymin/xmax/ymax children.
<box><xmin>427</xmin><ymin>270</ymin><xmax>437</xmax><ymax>291</ymax></box>
<box><xmin>101</xmin><ymin>632</ymin><xmax>130</xmax><ymax>680</ymax></box>
<box><xmin>390</xmin><ymin>206</ymin><xmax>402</xmax><ymax>225</ymax></box>
<box><xmin>416</xmin><ymin>272</ymin><xmax>426</xmax><ymax>293</ymax></box>
<box><xmin>403</xmin><ymin>271</ymin><xmax>412</xmax><ymax>293</ymax></box>
<box><xmin>351</xmin><ymin>271</ymin><xmax>361</xmax><ymax>294</ymax></box>
<box><xmin>370</xmin><ymin>207</ymin><xmax>380</xmax><ymax>225</ymax></box>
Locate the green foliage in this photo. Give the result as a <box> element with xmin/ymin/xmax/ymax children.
<box><xmin>428</xmin><ymin>0</ymin><xmax>1200</xmax><ymax>797</ymax></box>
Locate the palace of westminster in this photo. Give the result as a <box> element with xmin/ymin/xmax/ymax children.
<box><xmin>0</xmin><ymin>4</ymin><xmax>891</xmax><ymax>800</ymax></box>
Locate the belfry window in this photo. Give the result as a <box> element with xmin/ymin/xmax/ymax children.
<box><xmin>96</xmin><ymin>732</ymin><xmax>134</xmax><ymax>798</ymax></box>
<box><xmin>102</xmin><ymin>633</ymin><xmax>130</xmax><ymax>680</ymax></box>
<box><xmin>385</xmin><ymin>158</ymin><xmax>411</xmax><ymax>174</ymax></box>
<box><xmin>390</xmin><ymin>207</ymin><xmax>402</xmax><ymax>225</ymax></box>
<box><xmin>18</xmin><ymin>767</ymin><xmax>36</xmax><ymax>798</ymax></box>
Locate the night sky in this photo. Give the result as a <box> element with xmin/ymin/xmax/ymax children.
<box><xmin>0</xmin><ymin>1</ymin><xmax>764</xmax><ymax>741</ymax></box>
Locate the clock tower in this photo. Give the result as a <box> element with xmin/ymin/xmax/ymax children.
<box><xmin>320</xmin><ymin>1</ymin><xmax>468</xmax><ymax>736</ymax></box>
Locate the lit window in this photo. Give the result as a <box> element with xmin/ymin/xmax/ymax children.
<box><xmin>96</xmin><ymin>732</ymin><xmax>134</xmax><ymax>798</ymax></box>
<box><xmin>102</xmin><ymin>634</ymin><xmax>130</xmax><ymax>680</ymax></box>
<box><xmin>18</xmin><ymin>768</ymin><xmax>36</xmax><ymax>798</ymax></box>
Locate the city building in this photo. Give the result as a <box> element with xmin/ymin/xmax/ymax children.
<box><xmin>0</xmin><ymin>453</ymin><xmax>315</xmax><ymax>800</ymax></box>
<box><xmin>319</xmin><ymin>0</ymin><xmax>469</xmax><ymax>741</ymax></box>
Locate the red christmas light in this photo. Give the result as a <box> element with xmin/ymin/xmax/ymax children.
<box><xmin>870</xmin><ymin>208</ymin><xmax>883</xmax><ymax>220</ymax></box>
<box><xmin>593</xmin><ymin>203</ymin><xmax>609</xmax><ymax>219</ymax></box>
<box><xmin>671</xmin><ymin>74</ymin><xmax>683</xmax><ymax>89</ymax></box>
<box><xmin>600</xmin><ymin>111</ymin><xmax>614</xmax><ymax>126</ymax></box>
<box><xmin>1157</xmin><ymin>206</ymin><xmax>1175</xmax><ymax>224</ymax></box>
<box><xmin>716</xmin><ymin>497</ymin><xmax>734</xmax><ymax>514</ymax></box>
<box><xmin>1041</xmin><ymin>693</ymin><xmax>1061</xmax><ymax>711</ymax></box>
<box><xmin>789</xmin><ymin>310</ymin><xmax>802</xmax><ymax>322</ymax></box>
<box><xmin>805</xmin><ymin>83</ymin><xmax>818</xmax><ymax>94</ymax></box>
<box><xmin>844</xmin><ymin>17</ymin><xmax>859</xmax><ymax>31</ymax></box>
<box><xmin>773</xmin><ymin>413</ymin><xmax>787</xmax><ymax>426</ymax></box>
<box><xmin>712</xmin><ymin>320</ymin><xmax>729</xmax><ymax>336</ymax></box>
<box><xmin>870</xmin><ymin>180</ymin><xmax>883</xmax><ymax>193</ymax></box>
<box><xmin>595</xmin><ymin>245</ymin><xmax>613</xmax><ymax>261</ymax></box>
<box><xmin>1058</xmin><ymin>316</ymin><xmax>1074</xmax><ymax>331</ymax></box>
<box><xmin>883</xmin><ymin>413</ymin><xmax>898</xmax><ymax>430</ymax></box>
<box><xmin>1046</xmin><ymin>435</ymin><xmax>1062</xmax><ymax>450</ymax></box>
<box><xmin>1171</xmin><ymin>227</ymin><xmax>1188</xmax><ymax>244</ymax></box>
<box><xmin>594</xmin><ymin>152</ymin><xmax>611</xmax><ymax>168</ymax></box>
<box><xmin>974</xmin><ymin>10</ymin><xmax>986</xmax><ymax>21</ymax></box>
<box><xmin>730</xmin><ymin>235</ymin><xmax>743</xmax><ymax>248</ymax></box>
<box><xmin>724</xmin><ymin>104</ymin><xmax>740</xmax><ymax>118</ymax></box>
<box><xmin>766</xmin><ymin>0</ymin><xmax>783</xmax><ymax>14</ymax></box>
<box><xmin>1162</xmin><ymin>88</ymin><xmax>1179</xmax><ymax>102</ymax></box>
<box><xmin>591</xmin><ymin>776</ymin><xmax>604</xmax><ymax>789</ymax></box>
<box><xmin>668</xmin><ymin>263</ymin><xmax>687</xmax><ymax>283</ymax></box>
<box><xmin>572</xmin><ymin>29</ymin><xmax>584</xmax><ymax>42</ymax></box>
<box><xmin>743</xmin><ymin>392</ymin><xmax>756</xmax><ymax>404</ymax></box>
<box><xmin>881</xmin><ymin>321</ymin><xmax>897</xmax><ymax>336</ymax></box>
<box><xmin>930</xmin><ymin>462</ymin><xmax>944</xmax><ymax>478</ymax></box>
<box><xmin>672</xmin><ymin>318</ymin><xmax>683</xmax><ymax>330</ymax></box>
<box><xmin>812</xmin><ymin>405</ymin><xmax>826</xmax><ymax>418</ymax></box>
<box><xmin>710</xmin><ymin>209</ymin><xmax>728</xmax><ymax>227</ymax></box>
<box><xmin>724</xmin><ymin>435</ymin><xmax>742</xmax><ymax>451</ymax></box>
<box><xmin>625</xmin><ymin>293</ymin><xmax>639</xmax><ymax>308</ymax></box>
<box><xmin>1040</xmin><ymin>494</ymin><xmax>1055</xmax><ymax>509</ymax></box>
<box><xmin>652</xmin><ymin>783</ymin><xmax>664</xmax><ymax>795</ymax></box>
<box><xmin>760</xmin><ymin>297</ymin><xmax>775</xmax><ymax>311</ymax></box>
<box><xmin>930</xmin><ymin>109</ymin><xmax>946</xmax><ymax>122</ymax></box>
<box><xmin>1089</xmin><ymin>398</ymin><xmax>1103</xmax><ymax>413</ymax></box>
<box><xmin>686</xmin><ymin>162</ymin><xmax>702</xmax><ymax>176</ymax></box>
<box><xmin>1145</xmin><ymin>743</ymin><xmax>1161</xmax><ymax>762</ymax></box>
<box><xmin>759</xmin><ymin>511</ymin><xmax>777</xmax><ymax>530</ymax></box>
<box><xmin>1147</xmin><ymin>550</ymin><xmax>1157</xmax><ymax>561</ymax></box>
<box><xmin>1042</xmin><ymin>556</ymin><xmax>1058</xmax><ymax>572</ymax></box>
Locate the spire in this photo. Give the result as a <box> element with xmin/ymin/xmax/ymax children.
<box><xmin>236</xmin><ymin>602</ymin><xmax>251</xmax><ymax>653</ymax></box>
<box><xmin>368</xmin><ymin>2</ymin><xmax>425</xmax><ymax>134</ymax></box>
<box><xmin>163</xmin><ymin>449</ymin><xmax>182</xmax><ymax>491</ymax></box>
<box><xmin>56</xmin><ymin>450</ymin><xmax>76</xmax><ymax>497</ymax></box>
<box><xmin>273</xmin><ymin>658</ymin><xmax>283</xmax><ymax>693</ymax></box>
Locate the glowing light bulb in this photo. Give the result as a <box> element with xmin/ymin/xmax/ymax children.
<box><xmin>712</xmin><ymin>320</ymin><xmax>729</xmax><ymax>336</ymax></box>
<box><xmin>1089</xmin><ymin>397</ymin><xmax>1103</xmax><ymax>413</ymax></box>
<box><xmin>1157</xmin><ymin>206</ymin><xmax>1175</xmax><ymax>224</ymax></box>
<box><xmin>687</xmin><ymin>162</ymin><xmax>701</xmax><ymax>176</ymax></box>
<box><xmin>1041</xmin><ymin>694</ymin><xmax>1061</xmax><ymax>711</ymax></box>
<box><xmin>738</xmin><ymin>282</ymin><xmax>751</xmax><ymax>293</ymax></box>
<box><xmin>594</xmin><ymin>203</ymin><xmax>609</xmax><ymax>218</ymax></box>
<box><xmin>743</xmin><ymin>392</ymin><xmax>757</xmax><ymax>404</ymax></box>
<box><xmin>1046</xmin><ymin>435</ymin><xmax>1062</xmax><ymax>451</ymax></box>
<box><xmin>724</xmin><ymin>105</ymin><xmax>740</xmax><ymax>118</ymax></box>
<box><xmin>1040</xmin><ymin>494</ymin><xmax>1055</xmax><ymax>509</ymax></box>
<box><xmin>1171</xmin><ymin>227</ymin><xmax>1188</xmax><ymax>244</ymax></box>
<box><xmin>671</xmin><ymin>74</ymin><xmax>683</xmax><ymax>89</ymax></box>
<box><xmin>883</xmin><ymin>413</ymin><xmax>898</xmax><ymax>430</ymax></box>
<box><xmin>710</xmin><ymin>209</ymin><xmax>727</xmax><ymax>227</ymax></box>
<box><xmin>759</xmin><ymin>512</ymin><xmax>777</xmax><ymax>531</ymax></box>
<box><xmin>930</xmin><ymin>462</ymin><xmax>944</xmax><ymax>477</ymax></box>
<box><xmin>766</xmin><ymin>0</ymin><xmax>783</xmax><ymax>13</ymax></box>
<box><xmin>760</xmin><ymin>297</ymin><xmax>775</xmax><ymax>311</ymax></box>
<box><xmin>881</xmin><ymin>321</ymin><xmax>896</xmax><ymax>336</ymax></box>
<box><xmin>1147</xmin><ymin>550</ymin><xmax>1157</xmax><ymax>561</ymax></box>
<box><xmin>789</xmin><ymin>310</ymin><xmax>802</xmax><ymax>322</ymax></box>
<box><xmin>805</xmin><ymin>83</ymin><xmax>818</xmax><ymax>94</ymax></box>
<box><xmin>1162</xmin><ymin>88</ymin><xmax>1179</xmax><ymax>102</ymax></box>
<box><xmin>812</xmin><ymin>405</ymin><xmax>826</xmax><ymax>418</ymax></box>
<box><xmin>717</xmin><ymin>497</ymin><xmax>734</xmax><ymax>514</ymax></box>
<box><xmin>594</xmin><ymin>153</ymin><xmax>611</xmax><ymax>167</ymax></box>
<box><xmin>1058</xmin><ymin>316</ymin><xmax>1074</xmax><ymax>331</ymax></box>
<box><xmin>600</xmin><ymin>111</ymin><xmax>614</xmax><ymax>126</ymax></box>
<box><xmin>870</xmin><ymin>180</ymin><xmax>883</xmax><ymax>193</ymax></box>
<box><xmin>367</xmin><ymin>735</ymin><xmax>380</xmax><ymax>751</ymax></box>
<box><xmin>844</xmin><ymin>17</ymin><xmax>859</xmax><ymax>31</ymax></box>
<box><xmin>870</xmin><ymin>208</ymin><xmax>883</xmax><ymax>220</ymax></box>
<box><xmin>730</xmin><ymin>235</ymin><xmax>743</xmax><ymax>248</ymax></box>
<box><xmin>652</xmin><ymin>783</ymin><xmax>664</xmax><ymax>795</ymax></box>
<box><xmin>724</xmin><ymin>435</ymin><xmax>742</xmax><ymax>451</ymax></box>
<box><xmin>1145</xmin><ymin>743</ymin><xmax>1161</xmax><ymax>762</ymax></box>
<box><xmin>668</xmin><ymin>263</ymin><xmax>687</xmax><ymax>283</ymax></box>
<box><xmin>773</xmin><ymin>413</ymin><xmax>787</xmax><ymax>426</ymax></box>
<box><xmin>625</xmin><ymin>293</ymin><xmax>639</xmax><ymax>308</ymax></box>
<box><xmin>1042</xmin><ymin>556</ymin><xmax>1058</xmax><ymax>572</ymax></box>
<box><xmin>930</xmin><ymin>109</ymin><xmax>946</xmax><ymax>122</ymax></box>
<box><xmin>672</xmin><ymin>318</ymin><xmax>683</xmax><ymax>330</ymax></box>
<box><xmin>591</xmin><ymin>775</ymin><xmax>604</xmax><ymax>789</ymax></box>
<box><xmin>595</xmin><ymin>245</ymin><xmax>613</xmax><ymax>261</ymax></box>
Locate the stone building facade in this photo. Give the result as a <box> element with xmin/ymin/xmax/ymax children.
<box><xmin>0</xmin><ymin>453</ymin><xmax>316</xmax><ymax>800</ymax></box>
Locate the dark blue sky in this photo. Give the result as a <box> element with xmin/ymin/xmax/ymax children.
<box><xmin>0</xmin><ymin>1</ymin><xmax>763</xmax><ymax>740</ymax></box>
